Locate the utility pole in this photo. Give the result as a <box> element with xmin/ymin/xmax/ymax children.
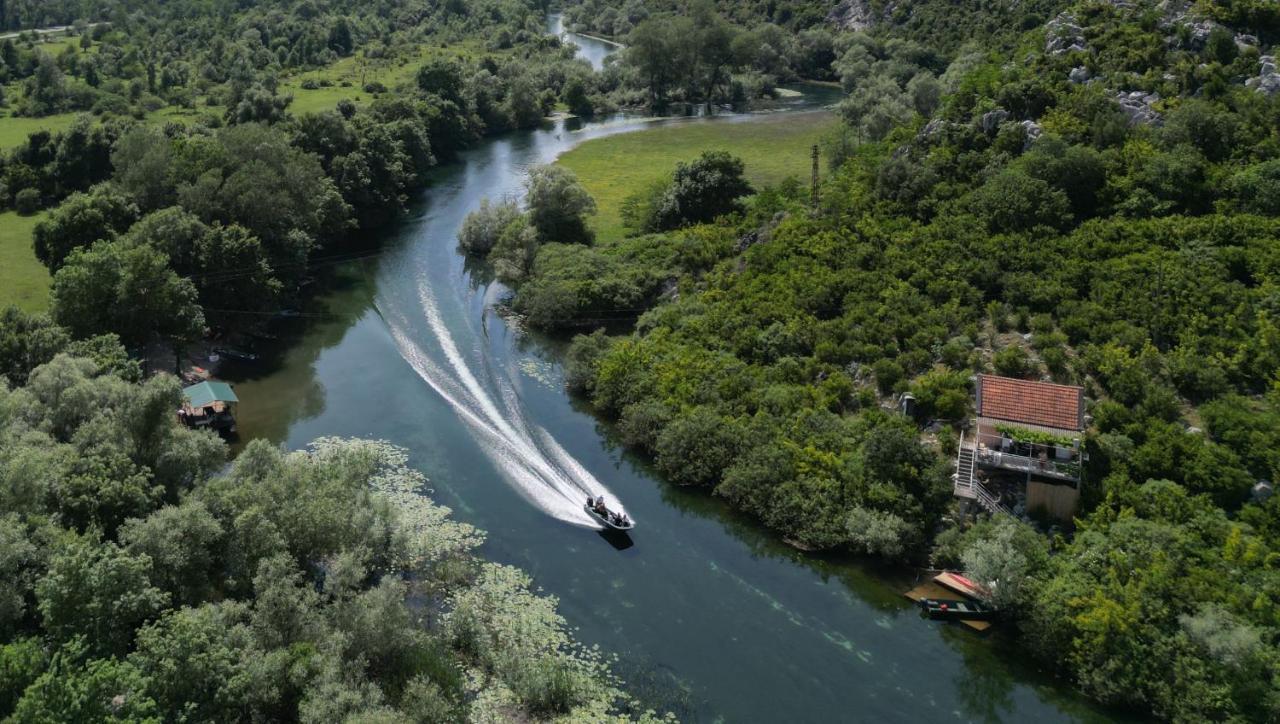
<box><xmin>810</xmin><ymin>144</ymin><xmax>820</xmax><ymax>211</ymax></box>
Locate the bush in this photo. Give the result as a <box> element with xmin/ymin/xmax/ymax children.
<box><xmin>872</xmin><ymin>358</ymin><xmax>904</xmax><ymax>394</ymax></box>
<box><xmin>654</xmin><ymin>407</ymin><xmax>741</xmax><ymax>486</ymax></box>
<box><xmin>13</xmin><ymin>188</ymin><xmax>40</xmax><ymax>215</ymax></box>
<box><xmin>457</xmin><ymin>199</ymin><xmax>522</xmax><ymax>255</ymax></box>
<box><xmin>563</xmin><ymin>330</ymin><xmax>611</xmax><ymax>395</ymax></box>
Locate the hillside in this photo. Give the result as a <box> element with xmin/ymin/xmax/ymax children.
<box><xmin>513</xmin><ymin>0</ymin><xmax>1280</xmax><ymax>719</ymax></box>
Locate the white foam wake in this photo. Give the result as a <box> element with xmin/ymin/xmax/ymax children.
<box><xmin>380</xmin><ymin>274</ymin><xmax>625</xmax><ymax>528</ymax></box>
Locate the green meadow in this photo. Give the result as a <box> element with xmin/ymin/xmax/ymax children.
<box><xmin>557</xmin><ymin>110</ymin><xmax>838</xmax><ymax>241</ymax></box>
<box><xmin>282</xmin><ymin>39</ymin><xmax>497</xmax><ymax>115</ymax></box>
<box><xmin>0</xmin><ymin>211</ymin><xmax>50</xmax><ymax>313</ymax></box>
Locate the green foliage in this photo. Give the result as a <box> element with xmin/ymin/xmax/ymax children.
<box><xmin>524</xmin><ymin>164</ymin><xmax>596</xmax><ymax>245</ymax></box>
<box><xmin>457</xmin><ymin>198</ymin><xmax>522</xmax><ymax>255</ymax></box>
<box><xmin>50</xmin><ymin>240</ymin><xmax>204</xmax><ymax>350</ymax></box>
<box><xmin>638</xmin><ymin>151</ymin><xmax>754</xmax><ymax>232</ymax></box>
<box><xmin>0</xmin><ymin>352</ymin><xmax>656</xmax><ymax>721</ymax></box>
<box><xmin>32</xmin><ymin>184</ymin><xmax>138</xmax><ymax>271</ymax></box>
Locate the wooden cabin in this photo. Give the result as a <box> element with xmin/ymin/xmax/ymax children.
<box><xmin>180</xmin><ymin>380</ymin><xmax>239</xmax><ymax>435</ymax></box>
<box><xmin>954</xmin><ymin>375</ymin><xmax>1085</xmax><ymax>521</ymax></box>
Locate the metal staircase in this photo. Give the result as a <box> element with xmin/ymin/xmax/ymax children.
<box><xmin>954</xmin><ymin>431</ymin><xmax>1009</xmax><ymax>517</ymax></box>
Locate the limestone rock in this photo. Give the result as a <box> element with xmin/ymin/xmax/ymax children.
<box><xmin>1114</xmin><ymin>90</ymin><xmax>1162</xmax><ymax>126</ymax></box>
<box><xmin>980</xmin><ymin>109</ymin><xmax>1009</xmax><ymax>135</ymax></box>
<box><xmin>1245</xmin><ymin>56</ymin><xmax>1280</xmax><ymax>95</ymax></box>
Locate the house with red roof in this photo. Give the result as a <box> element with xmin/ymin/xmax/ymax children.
<box><xmin>954</xmin><ymin>375</ymin><xmax>1086</xmax><ymax>521</ymax></box>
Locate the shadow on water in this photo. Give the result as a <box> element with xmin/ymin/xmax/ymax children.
<box><xmin>596</xmin><ymin>528</ymin><xmax>636</xmax><ymax>551</ymax></box>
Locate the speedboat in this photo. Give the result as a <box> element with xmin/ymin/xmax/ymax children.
<box><xmin>584</xmin><ymin>499</ymin><xmax>634</xmax><ymax>531</ymax></box>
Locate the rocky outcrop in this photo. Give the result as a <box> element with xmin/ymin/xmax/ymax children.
<box><xmin>1114</xmin><ymin>90</ymin><xmax>1162</xmax><ymax>126</ymax></box>
<box><xmin>1246</xmin><ymin>56</ymin><xmax>1280</xmax><ymax>95</ymax></box>
<box><xmin>980</xmin><ymin>109</ymin><xmax>1009</xmax><ymax>135</ymax></box>
<box><xmin>826</xmin><ymin>0</ymin><xmax>887</xmax><ymax>31</ymax></box>
<box><xmin>1020</xmin><ymin>120</ymin><xmax>1043</xmax><ymax>146</ymax></box>
<box><xmin>1045</xmin><ymin>13</ymin><xmax>1087</xmax><ymax>55</ymax></box>
<box><xmin>1068</xmin><ymin>66</ymin><xmax>1091</xmax><ymax>84</ymax></box>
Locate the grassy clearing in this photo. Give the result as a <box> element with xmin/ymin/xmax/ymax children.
<box><xmin>0</xmin><ymin>210</ymin><xmax>50</xmax><ymax>313</ymax></box>
<box><xmin>0</xmin><ymin>38</ymin><xmax>488</xmax><ymax>147</ymax></box>
<box><xmin>0</xmin><ymin>111</ymin><xmax>81</xmax><ymax>149</ymax></box>
<box><xmin>283</xmin><ymin>39</ymin><xmax>495</xmax><ymax>115</ymax></box>
<box><xmin>558</xmin><ymin>110</ymin><xmax>838</xmax><ymax>242</ymax></box>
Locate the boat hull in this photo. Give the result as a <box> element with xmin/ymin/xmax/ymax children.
<box><xmin>585</xmin><ymin>504</ymin><xmax>634</xmax><ymax>531</ymax></box>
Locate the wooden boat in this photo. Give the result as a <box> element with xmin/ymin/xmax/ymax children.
<box><xmin>584</xmin><ymin>501</ymin><xmax>634</xmax><ymax>531</ymax></box>
<box><xmin>213</xmin><ymin>347</ymin><xmax>260</xmax><ymax>362</ymax></box>
<box><xmin>918</xmin><ymin>597</ymin><xmax>997</xmax><ymax>621</ymax></box>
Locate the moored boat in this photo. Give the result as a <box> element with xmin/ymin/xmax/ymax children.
<box><xmin>918</xmin><ymin>597</ymin><xmax>997</xmax><ymax>621</ymax></box>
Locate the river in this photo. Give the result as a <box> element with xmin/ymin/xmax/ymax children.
<box><xmin>217</xmin><ymin>27</ymin><xmax>1119</xmax><ymax>724</ymax></box>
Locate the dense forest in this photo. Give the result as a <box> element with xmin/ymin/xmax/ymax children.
<box><xmin>465</xmin><ymin>0</ymin><xmax>1280</xmax><ymax>720</ymax></box>
<box><xmin>0</xmin><ymin>317</ymin><xmax>664</xmax><ymax>720</ymax></box>
<box><xmin>2</xmin><ymin>0</ymin><xmax>1280</xmax><ymax>720</ymax></box>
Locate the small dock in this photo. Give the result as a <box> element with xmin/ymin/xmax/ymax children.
<box><xmin>905</xmin><ymin>573</ymin><xmax>994</xmax><ymax>632</ymax></box>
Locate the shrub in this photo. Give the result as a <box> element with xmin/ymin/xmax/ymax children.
<box><xmin>13</xmin><ymin>188</ymin><xmax>40</xmax><ymax>215</ymax></box>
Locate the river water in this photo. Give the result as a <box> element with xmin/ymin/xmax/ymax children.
<box><xmin>218</xmin><ymin>26</ymin><xmax>1119</xmax><ymax>724</ymax></box>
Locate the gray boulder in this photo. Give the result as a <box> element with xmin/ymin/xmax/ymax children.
<box><xmin>980</xmin><ymin>109</ymin><xmax>1009</xmax><ymax>135</ymax></box>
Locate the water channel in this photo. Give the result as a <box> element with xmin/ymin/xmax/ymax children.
<box><xmin>218</xmin><ymin>23</ymin><xmax>1119</xmax><ymax>723</ymax></box>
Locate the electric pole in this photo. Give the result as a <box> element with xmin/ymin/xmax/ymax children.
<box><xmin>810</xmin><ymin>144</ymin><xmax>820</xmax><ymax>211</ymax></box>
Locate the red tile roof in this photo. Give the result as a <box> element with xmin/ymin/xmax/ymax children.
<box><xmin>977</xmin><ymin>375</ymin><xmax>1083</xmax><ymax>431</ymax></box>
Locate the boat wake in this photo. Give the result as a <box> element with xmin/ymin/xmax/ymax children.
<box><xmin>381</xmin><ymin>274</ymin><xmax>621</xmax><ymax>528</ymax></box>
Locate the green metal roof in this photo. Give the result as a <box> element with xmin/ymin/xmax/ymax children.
<box><xmin>183</xmin><ymin>381</ymin><xmax>239</xmax><ymax>408</ymax></box>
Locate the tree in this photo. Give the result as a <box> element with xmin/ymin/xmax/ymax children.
<box><xmin>111</xmin><ymin>125</ymin><xmax>176</xmax><ymax>212</ymax></box>
<box><xmin>845</xmin><ymin>506</ymin><xmax>912</xmax><ymax>558</ymax></box>
<box><xmin>11</xmin><ymin>644</ymin><xmax>158</xmax><ymax>721</ymax></box>
<box><xmin>967</xmin><ymin>170</ymin><xmax>1071</xmax><ymax>233</ymax></box>
<box><xmin>174</xmin><ymin>124</ymin><xmax>350</xmax><ymax>274</ymax></box>
<box><xmin>328</xmin><ymin>18</ymin><xmax>354</xmax><ymax>55</ymax></box>
<box><xmin>0</xmin><ymin>307</ymin><xmax>70</xmax><ymax>386</ymax></box>
<box><xmin>25</xmin><ymin>51</ymin><xmax>65</xmax><ymax>115</ymax></box>
<box><xmin>32</xmin><ymin>184</ymin><xmax>139</xmax><ymax>271</ymax></box>
<box><xmin>960</xmin><ymin>517</ymin><xmax>1047</xmax><ymax>609</ymax></box>
<box><xmin>120</xmin><ymin>501</ymin><xmax>225</xmax><ymax>606</ymax></box>
<box><xmin>50</xmin><ymin>240</ymin><xmax>205</xmax><ymax>351</ymax></box>
<box><xmin>625</xmin><ymin>17</ymin><xmax>694</xmax><ymax>112</ymax></box>
<box><xmin>523</xmin><ymin>165</ymin><xmax>595</xmax><ymax>245</ymax></box>
<box><xmin>562</xmin><ymin>78</ymin><xmax>593</xmax><ymax>117</ymax></box>
<box><xmin>193</xmin><ymin>224</ymin><xmax>281</xmax><ymax>327</ymax></box>
<box><xmin>415</xmin><ymin>58</ymin><xmax>465</xmax><ymax>105</ymax></box>
<box><xmin>653</xmin><ymin>407</ymin><xmax>740</xmax><ymax>486</ymax></box>
<box><xmin>128</xmin><ymin>601</ymin><xmax>255</xmax><ymax>720</ymax></box>
<box><xmin>648</xmin><ymin>151</ymin><xmax>753</xmax><ymax>231</ymax></box>
<box><xmin>35</xmin><ymin>537</ymin><xmax>169</xmax><ymax>657</ymax></box>
<box><xmin>458</xmin><ymin>198</ymin><xmax>522</xmax><ymax>255</ymax></box>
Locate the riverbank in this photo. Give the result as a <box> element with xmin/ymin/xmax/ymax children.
<box><xmin>212</xmin><ymin>98</ymin><xmax>1118</xmax><ymax>720</ymax></box>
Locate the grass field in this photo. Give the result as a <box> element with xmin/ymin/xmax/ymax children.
<box><xmin>283</xmin><ymin>39</ymin><xmax>495</xmax><ymax>115</ymax></box>
<box><xmin>558</xmin><ymin>110</ymin><xmax>838</xmax><ymax>241</ymax></box>
<box><xmin>0</xmin><ymin>111</ymin><xmax>81</xmax><ymax>149</ymax></box>
<box><xmin>0</xmin><ymin>210</ymin><xmax>50</xmax><ymax>313</ymax></box>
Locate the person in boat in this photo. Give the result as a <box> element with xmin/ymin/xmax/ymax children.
<box><xmin>594</xmin><ymin>496</ymin><xmax>607</xmax><ymax>514</ymax></box>
<box><xmin>619</xmin><ymin>513</ymin><xmax>630</xmax><ymax>527</ymax></box>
